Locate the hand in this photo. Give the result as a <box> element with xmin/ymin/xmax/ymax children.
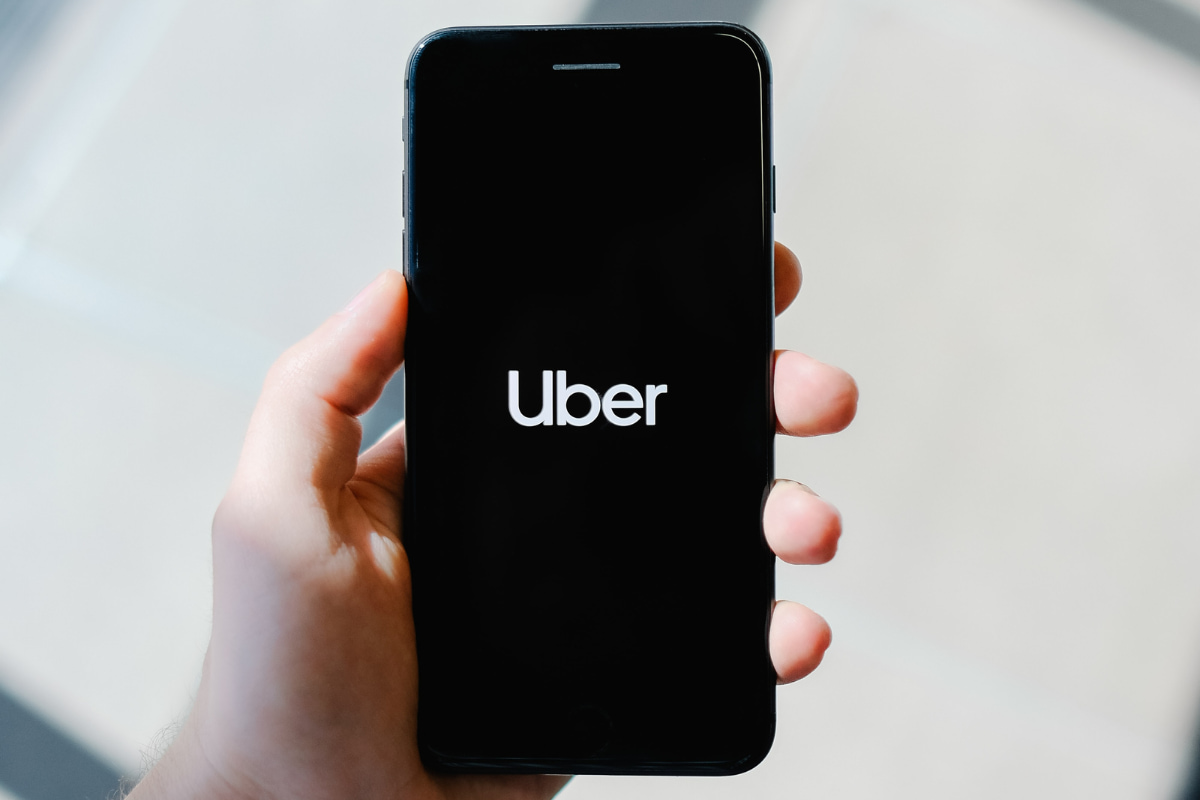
<box><xmin>129</xmin><ymin>242</ymin><xmax>857</xmax><ymax>800</ymax></box>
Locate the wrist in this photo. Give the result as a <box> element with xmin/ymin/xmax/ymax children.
<box><xmin>126</xmin><ymin>719</ymin><xmax>249</xmax><ymax>800</ymax></box>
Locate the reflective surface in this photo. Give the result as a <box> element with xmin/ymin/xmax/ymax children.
<box><xmin>404</xmin><ymin>25</ymin><xmax>775</xmax><ymax>774</ymax></box>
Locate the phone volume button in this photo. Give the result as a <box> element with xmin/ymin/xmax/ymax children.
<box><xmin>402</xmin><ymin>170</ymin><xmax>406</xmax><ymax>218</ymax></box>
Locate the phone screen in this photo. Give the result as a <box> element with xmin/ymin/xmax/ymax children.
<box><xmin>405</xmin><ymin>24</ymin><xmax>775</xmax><ymax>774</ymax></box>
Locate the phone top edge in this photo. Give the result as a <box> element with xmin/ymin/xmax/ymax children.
<box><xmin>412</xmin><ymin>21</ymin><xmax>758</xmax><ymax>32</ymax></box>
<box><xmin>406</xmin><ymin>22</ymin><xmax>771</xmax><ymax>86</ymax></box>
<box><xmin>719</xmin><ymin>24</ymin><xmax>772</xmax><ymax>86</ymax></box>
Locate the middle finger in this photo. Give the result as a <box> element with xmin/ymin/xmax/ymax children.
<box><xmin>774</xmin><ymin>350</ymin><xmax>858</xmax><ymax>437</ymax></box>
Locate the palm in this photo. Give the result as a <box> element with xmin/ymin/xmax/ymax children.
<box><xmin>348</xmin><ymin>453</ymin><xmax>571</xmax><ymax>800</ymax></box>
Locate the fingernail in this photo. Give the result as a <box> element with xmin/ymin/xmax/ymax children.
<box><xmin>774</xmin><ymin>478</ymin><xmax>817</xmax><ymax>496</ymax></box>
<box><xmin>343</xmin><ymin>271</ymin><xmax>389</xmax><ymax>313</ymax></box>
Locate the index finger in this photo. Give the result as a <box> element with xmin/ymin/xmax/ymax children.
<box><xmin>774</xmin><ymin>350</ymin><xmax>858</xmax><ymax>437</ymax></box>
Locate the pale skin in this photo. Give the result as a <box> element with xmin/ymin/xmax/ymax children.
<box><xmin>129</xmin><ymin>242</ymin><xmax>858</xmax><ymax>800</ymax></box>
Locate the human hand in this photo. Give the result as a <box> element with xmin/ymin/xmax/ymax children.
<box><xmin>129</xmin><ymin>242</ymin><xmax>857</xmax><ymax>800</ymax></box>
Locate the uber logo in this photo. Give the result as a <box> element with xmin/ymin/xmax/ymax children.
<box><xmin>508</xmin><ymin>370</ymin><xmax>667</xmax><ymax>427</ymax></box>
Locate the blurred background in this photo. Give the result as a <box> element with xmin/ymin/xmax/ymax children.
<box><xmin>1</xmin><ymin>0</ymin><xmax>1199</xmax><ymax>797</ymax></box>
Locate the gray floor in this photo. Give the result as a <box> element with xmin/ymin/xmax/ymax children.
<box><xmin>2</xmin><ymin>0</ymin><xmax>1200</xmax><ymax>798</ymax></box>
<box><xmin>0</xmin><ymin>683</ymin><xmax>123</xmax><ymax>799</ymax></box>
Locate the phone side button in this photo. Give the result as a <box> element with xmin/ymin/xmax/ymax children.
<box><xmin>772</xmin><ymin>165</ymin><xmax>777</xmax><ymax>213</ymax></box>
<box><xmin>402</xmin><ymin>170</ymin><xmax>406</xmax><ymax>218</ymax></box>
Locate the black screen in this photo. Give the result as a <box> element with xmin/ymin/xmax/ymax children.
<box><xmin>404</xmin><ymin>24</ymin><xmax>775</xmax><ymax>775</ymax></box>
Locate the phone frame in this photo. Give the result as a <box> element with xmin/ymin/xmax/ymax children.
<box><xmin>402</xmin><ymin>22</ymin><xmax>777</xmax><ymax>776</ymax></box>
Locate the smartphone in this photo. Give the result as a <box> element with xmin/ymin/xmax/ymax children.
<box><xmin>403</xmin><ymin>23</ymin><xmax>775</xmax><ymax>775</ymax></box>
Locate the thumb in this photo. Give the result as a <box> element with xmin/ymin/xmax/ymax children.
<box><xmin>233</xmin><ymin>270</ymin><xmax>407</xmax><ymax>502</ymax></box>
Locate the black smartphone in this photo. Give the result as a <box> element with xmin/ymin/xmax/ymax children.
<box><xmin>403</xmin><ymin>23</ymin><xmax>775</xmax><ymax>776</ymax></box>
